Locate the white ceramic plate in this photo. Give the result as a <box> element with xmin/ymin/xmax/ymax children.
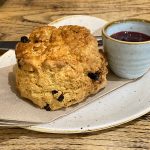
<box><xmin>1</xmin><ymin>15</ymin><xmax>150</xmax><ymax>133</ymax></box>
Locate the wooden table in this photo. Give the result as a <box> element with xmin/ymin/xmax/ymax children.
<box><xmin>0</xmin><ymin>0</ymin><xmax>150</xmax><ymax>149</ymax></box>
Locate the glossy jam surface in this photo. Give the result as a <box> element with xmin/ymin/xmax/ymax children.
<box><xmin>111</xmin><ymin>31</ymin><xmax>150</xmax><ymax>42</ymax></box>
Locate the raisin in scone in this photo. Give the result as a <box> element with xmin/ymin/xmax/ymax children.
<box><xmin>15</xmin><ymin>25</ymin><xmax>108</xmax><ymax>110</ymax></box>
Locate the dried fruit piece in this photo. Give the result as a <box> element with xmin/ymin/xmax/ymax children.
<box><xmin>44</xmin><ymin>104</ymin><xmax>51</xmax><ymax>111</ymax></box>
<box><xmin>52</xmin><ymin>90</ymin><xmax>64</xmax><ymax>102</ymax></box>
<box><xmin>52</xmin><ymin>90</ymin><xmax>58</xmax><ymax>95</ymax></box>
<box><xmin>88</xmin><ymin>72</ymin><xmax>100</xmax><ymax>81</ymax></box>
<box><xmin>57</xmin><ymin>94</ymin><xmax>64</xmax><ymax>102</ymax></box>
<box><xmin>21</xmin><ymin>36</ymin><xmax>30</xmax><ymax>43</ymax></box>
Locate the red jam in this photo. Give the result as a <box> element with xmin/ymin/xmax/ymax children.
<box><xmin>111</xmin><ymin>31</ymin><xmax>150</xmax><ymax>42</ymax></box>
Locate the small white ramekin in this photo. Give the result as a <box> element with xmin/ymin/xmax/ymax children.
<box><xmin>102</xmin><ymin>19</ymin><xmax>150</xmax><ymax>79</ymax></box>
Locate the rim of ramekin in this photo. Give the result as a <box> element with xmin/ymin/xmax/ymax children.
<box><xmin>102</xmin><ymin>18</ymin><xmax>150</xmax><ymax>44</ymax></box>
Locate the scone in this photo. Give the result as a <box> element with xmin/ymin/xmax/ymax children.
<box><xmin>15</xmin><ymin>25</ymin><xmax>108</xmax><ymax>110</ymax></box>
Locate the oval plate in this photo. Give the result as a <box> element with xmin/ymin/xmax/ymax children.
<box><xmin>3</xmin><ymin>15</ymin><xmax>150</xmax><ymax>134</ymax></box>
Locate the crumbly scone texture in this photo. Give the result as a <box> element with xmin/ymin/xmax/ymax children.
<box><xmin>15</xmin><ymin>25</ymin><xmax>108</xmax><ymax>110</ymax></box>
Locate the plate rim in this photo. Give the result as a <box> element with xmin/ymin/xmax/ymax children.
<box><xmin>48</xmin><ymin>14</ymin><xmax>107</xmax><ymax>26</ymax></box>
<box><xmin>26</xmin><ymin>107</ymin><xmax>150</xmax><ymax>134</ymax></box>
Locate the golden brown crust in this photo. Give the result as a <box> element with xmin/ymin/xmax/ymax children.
<box><xmin>15</xmin><ymin>25</ymin><xmax>108</xmax><ymax>110</ymax></box>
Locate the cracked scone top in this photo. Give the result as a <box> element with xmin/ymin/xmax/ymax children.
<box><xmin>15</xmin><ymin>25</ymin><xmax>108</xmax><ymax>110</ymax></box>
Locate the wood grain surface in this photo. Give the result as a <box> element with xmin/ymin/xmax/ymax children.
<box><xmin>0</xmin><ymin>0</ymin><xmax>150</xmax><ymax>149</ymax></box>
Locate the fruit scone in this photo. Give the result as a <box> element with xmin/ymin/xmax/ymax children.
<box><xmin>15</xmin><ymin>25</ymin><xmax>108</xmax><ymax>111</ymax></box>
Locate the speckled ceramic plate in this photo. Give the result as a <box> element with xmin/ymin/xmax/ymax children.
<box><xmin>1</xmin><ymin>15</ymin><xmax>150</xmax><ymax>133</ymax></box>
